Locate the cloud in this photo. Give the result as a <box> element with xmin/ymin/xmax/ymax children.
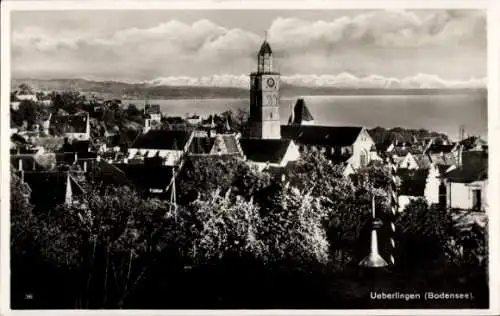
<box><xmin>11</xmin><ymin>10</ymin><xmax>485</xmax><ymax>81</ymax></box>
<box><xmin>268</xmin><ymin>10</ymin><xmax>485</xmax><ymax>51</ymax></box>
<box><xmin>146</xmin><ymin>72</ymin><xmax>486</xmax><ymax>89</ymax></box>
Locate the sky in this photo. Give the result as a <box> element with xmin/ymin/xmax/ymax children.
<box><xmin>10</xmin><ymin>9</ymin><xmax>487</xmax><ymax>88</ymax></box>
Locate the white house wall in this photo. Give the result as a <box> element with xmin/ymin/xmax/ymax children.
<box><xmin>448</xmin><ymin>180</ymin><xmax>487</xmax><ymax>210</ymax></box>
<box><xmin>351</xmin><ymin>128</ymin><xmax>376</xmax><ymax>169</ymax></box>
<box><xmin>280</xmin><ymin>141</ymin><xmax>301</xmax><ymax>166</ymax></box>
<box><xmin>424</xmin><ymin>165</ymin><xmax>440</xmax><ymax>204</ymax></box>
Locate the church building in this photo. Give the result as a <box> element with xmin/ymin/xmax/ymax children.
<box><xmin>240</xmin><ymin>38</ymin><xmax>300</xmax><ymax>170</ymax></box>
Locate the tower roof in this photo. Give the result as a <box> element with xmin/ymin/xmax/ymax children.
<box><xmin>289</xmin><ymin>98</ymin><xmax>314</xmax><ymax>124</ymax></box>
<box><xmin>258</xmin><ymin>40</ymin><xmax>273</xmax><ymax>55</ymax></box>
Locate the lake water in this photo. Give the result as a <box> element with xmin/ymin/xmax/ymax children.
<box><xmin>124</xmin><ymin>94</ymin><xmax>487</xmax><ymax>141</ymax></box>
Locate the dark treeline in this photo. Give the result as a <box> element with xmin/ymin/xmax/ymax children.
<box><xmin>11</xmin><ymin>153</ymin><xmax>488</xmax><ymax>309</ymax></box>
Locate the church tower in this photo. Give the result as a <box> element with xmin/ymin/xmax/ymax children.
<box><xmin>249</xmin><ymin>38</ymin><xmax>281</xmax><ymax>139</ymax></box>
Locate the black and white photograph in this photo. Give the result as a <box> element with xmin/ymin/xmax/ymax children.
<box><xmin>1</xmin><ymin>1</ymin><xmax>497</xmax><ymax>313</ymax></box>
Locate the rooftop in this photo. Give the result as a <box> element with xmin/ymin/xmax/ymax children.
<box><xmin>239</xmin><ymin>138</ymin><xmax>292</xmax><ymax>164</ymax></box>
<box><xmin>281</xmin><ymin>125</ymin><xmax>363</xmax><ymax>147</ymax></box>
<box><xmin>288</xmin><ymin>98</ymin><xmax>314</xmax><ymax>125</ymax></box>
<box><xmin>131</xmin><ymin>130</ymin><xmax>192</xmax><ymax>150</ymax></box>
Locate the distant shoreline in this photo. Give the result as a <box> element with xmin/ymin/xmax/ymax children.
<box><xmin>11</xmin><ymin>78</ymin><xmax>486</xmax><ymax>100</ymax></box>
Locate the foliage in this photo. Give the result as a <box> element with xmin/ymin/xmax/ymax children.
<box><xmin>177</xmin><ymin>157</ymin><xmax>270</xmax><ymax>205</ymax></box>
<box><xmin>27</xmin><ymin>185</ymin><xmax>174</xmax><ymax>308</ymax></box>
<box><xmin>10</xmin><ymin>171</ymin><xmax>37</xmax><ymax>255</ymax></box>
<box><xmin>368</xmin><ymin>126</ymin><xmax>449</xmax><ymax>145</ymax></box>
<box><xmin>395</xmin><ymin>198</ymin><xmax>455</xmax><ymax>268</ymax></box>
<box><xmin>256</xmin><ymin>181</ymin><xmax>330</xmax><ymax>267</ymax></box>
<box><xmin>180</xmin><ymin>189</ymin><xmax>264</xmax><ymax>263</ymax></box>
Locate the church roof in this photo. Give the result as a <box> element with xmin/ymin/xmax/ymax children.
<box><xmin>281</xmin><ymin>125</ymin><xmax>363</xmax><ymax>147</ymax></box>
<box><xmin>258</xmin><ymin>40</ymin><xmax>273</xmax><ymax>55</ymax></box>
<box><xmin>131</xmin><ymin>130</ymin><xmax>191</xmax><ymax>150</ymax></box>
<box><xmin>289</xmin><ymin>98</ymin><xmax>314</xmax><ymax>124</ymax></box>
<box><xmin>239</xmin><ymin>138</ymin><xmax>292</xmax><ymax>164</ymax></box>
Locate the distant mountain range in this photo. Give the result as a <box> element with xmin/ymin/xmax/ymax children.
<box><xmin>12</xmin><ymin>78</ymin><xmax>487</xmax><ymax>100</ymax></box>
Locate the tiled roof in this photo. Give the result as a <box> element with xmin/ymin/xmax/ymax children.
<box><xmin>391</xmin><ymin>146</ymin><xmax>423</xmax><ymax>157</ymax></box>
<box><xmin>281</xmin><ymin>125</ymin><xmax>362</xmax><ymax>147</ymax></box>
<box><xmin>426</xmin><ymin>143</ymin><xmax>456</xmax><ymax>154</ymax></box>
<box><xmin>187</xmin><ymin>154</ymin><xmax>243</xmax><ymax>164</ymax></box>
<box><xmin>62</xmin><ymin>140</ymin><xmax>90</xmax><ymax>153</ymax></box>
<box><xmin>413</xmin><ymin>154</ymin><xmax>432</xmax><ymax>169</ymax></box>
<box><xmin>131</xmin><ymin>130</ymin><xmax>191</xmax><ymax>150</ymax></box>
<box><xmin>11</xmin><ymin>133</ymin><xmax>29</xmax><ymax>145</ymax></box>
<box><xmin>397</xmin><ymin>169</ymin><xmax>430</xmax><ymax>196</ymax></box>
<box><xmin>446</xmin><ymin>151</ymin><xmax>488</xmax><ymax>183</ymax></box>
<box><xmin>50</xmin><ymin>113</ymin><xmax>89</xmax><ymax>134</ymax></box>
<box><xmin>144</xmin><ymin>104</ymin><xmax>161</xmax><ymax>115</ymax></box>
<box><xmin>429</xmin><ymin>152</ymin><xmax>457</xmax><ymax>166</ymax></box>
<box><xmin>239</xmin><ymin>138</ymin><xmax>292</xmax><ymax>164</ymax></box>
<box><xmin>114</xmin><ymin>163</ymin><xmax>175</xmax><ymax>191</ymax></box>
<box><xmin>213</xmin><ymin>134</ymin><xmax>241</xmax><ymax>155</ymax></box>
<box><xmin>459</xmin><ymin>136</ymin><xmax>487</xmax><ymax>150</ymax></box>
<box><xmin>164</xmin><ymin>117</ymin><xmax>185</xmax><ymax>125</ymax></box>
<box><xmin>188</xmin><ymin>136</ymin><xmax>215</xmax><ymax>154</ymax></box>
<box><xmin>288</xmin><ymin>98</ymin><xmax>314</xmax><ymax>124</ymax></box>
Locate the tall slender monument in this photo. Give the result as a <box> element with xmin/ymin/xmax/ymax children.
<box><xmin>249</xmin><ymin>37</ymin><xmax>281</xmax><ymax>139</ymax></box>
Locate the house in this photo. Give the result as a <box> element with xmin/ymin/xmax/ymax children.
<box><xmin>144</xmin><ymin>104</ymin><xmax>162</xmax><ymax>133</ymax></box>
<box><xmin>11</xmin><ymin>101</ymin><xmax>21</xmax><ymax>111</ymax></box>
<box><xmin>459</xmin><ymin>136</ymin><xmax>487</xmax><ymax>152</ymax></box>
<box><xmin>15</xmin><ymin>93</ymin><xmax>38</xmax><ymax>102</ymax></box>
<box><xmin>425</xmin><ymin>140</ymin><xmax>458</xmax><ymax>155</ymax></box>
<box><xmin>239</xmin><ymin>138</ymin><xmax>300</xmax><ymax>171</ymax></box>
<box><xmin>112</xmin><ymin>163</ymin><xmax>176</xmax><ymax>196</ymax></box>
<box><xmin>444</xmin><ymin>151</ymin><xmax>488</xmax><ymax>211</ymax></box>
<box><xmin>49</xmin><ymin>112</ymin><xmax>91</xmax><ymax>141</ymax></box>
<box><xmin>287</xmin><ymin>98</ymin><xmax>315</xmax><ymax>125</ymax></box>
<box><xmin>397</xmin><ymin>152</ymin><xmax>432</xmax><ymax>170</ymax></box>
<box><xmin>186</xmin><ymin>115</ymin><xmax>202</xmax><ymax>126</ymax></box>
<box><xmin>396</xmin><ymin>164</ymin><xmax>442</xmax><ymax>212</ymax></box>
<box><xmin>281</xmin><ymin>125</ymin><xmax>380</xmax><ymax>170</ymax></box>
<box><xmin>127</xmin><ymin>130</ymin><xmax>193</xmax><ymax>166</ymax></box>
<box><xmin>19</xmin><ymin>170</ymin><xmax>85</xmax><ymax>208</ymax></box>
<box><xmin>188</xmin><ymin>133</ymin><xmax>244</xmax><ymax>158</ymax></box>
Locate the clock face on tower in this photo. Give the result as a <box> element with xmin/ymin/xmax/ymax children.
<box><xmin>266</xmin><ymin>78</ymin><xmax>275</xmax><ymax>88</ymax></box>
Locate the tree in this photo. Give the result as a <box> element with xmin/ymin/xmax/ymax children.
<box><xmin>179</xmin><ymin>189</ymin><xmax>264</xmax><ymax>264</ymax></box>
<box><xmin>33</xmin><ymin>186</ymin><xmax>174</xmax><ymax>308</ymax></box>
<box><xmin>395</xmin><ymin>198</ymin><xmax>454</xmax><ymax>269</ymax></box>
<box><xmin>10</xmin><ymin>171</ymin><xmax>36</xmax><ymax>256</ymax></box>
<box><xmin>176</xmin><ymin>157</ymin><xmax>270</xmax><ymax>205</ymax></box>
<box><xmin>255</xmin><ymin>181</ymin><xmax>330</xmax><ymax>268</ymax></box>
<box><xmin>18</xmin><ymin>83</ymin><xmax>33</xmax><ymax>95</ymax></box>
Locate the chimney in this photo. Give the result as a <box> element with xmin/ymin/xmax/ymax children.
<box><xmin>18</xmin><ymin>158</ymin><xmax>23</xmax><ymax>171</ymax></box>
<box><xmin>458</xmin><ymin>145</ymin><xmax>463</xmax><ymax>167</ymax></box>
<box><xmin>74</xmin><ymin>152</ymin><xmax>78</xmax><ymax>164</ymax></box>
<box><xmin>83</xmin><ymin>160</ymin><xmax>88</xmax><ymax>172</ymax></box>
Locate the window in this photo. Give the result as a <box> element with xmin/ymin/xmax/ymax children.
<box><xmin>360</xmin><ymin>150</ymin><xmax>368</xmax><ymax>167</ymax></box>
<box><xmin>472</xmin><ymin>189</ymin><xmax>482</xmax><ymax>210</ymax></box>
